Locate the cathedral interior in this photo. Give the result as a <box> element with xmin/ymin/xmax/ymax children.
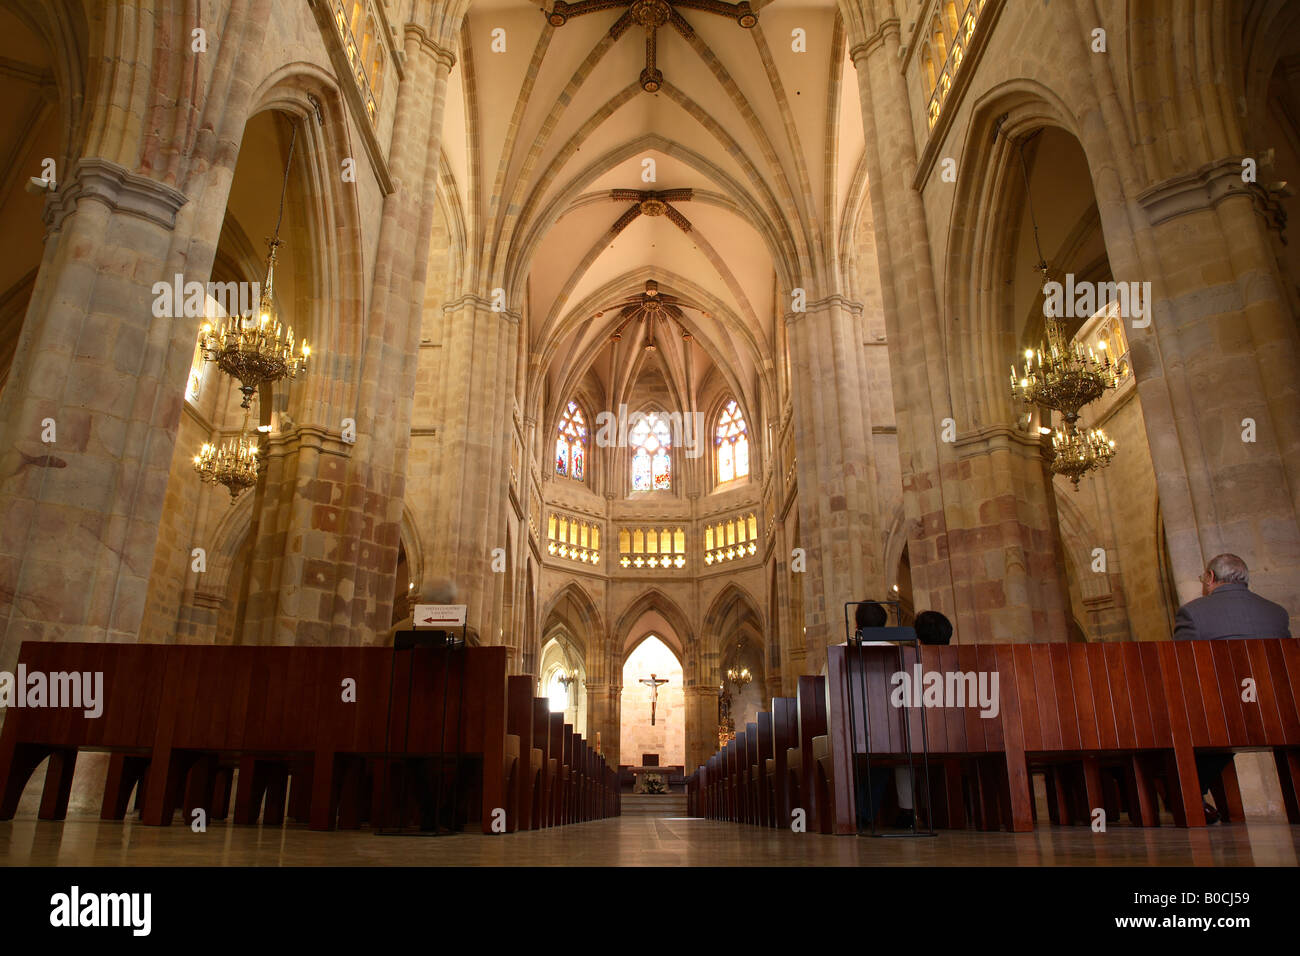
<box><xmin>0</xmin><ymin>0</ymin><xmax>1299</xmax><ymax>873</ymax></box>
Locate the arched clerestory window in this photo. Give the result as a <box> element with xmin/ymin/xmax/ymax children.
<box><xmin>555</xmin><ymin>400</ymin><xmax>588</xmax><ymax>481</ymax></box>
<box><xmin>630</xmin><ymin>412</ymin><xmax>672</xmax><ymax>491</ymax></box>
<box><xmin>715</xmin><ymin>399</ymin><xmax>749</xmax><ymax>484</ymax></box>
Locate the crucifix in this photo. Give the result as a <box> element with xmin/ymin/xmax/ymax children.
<box><xmin>639</xmin><ymin>673</ymin><xmax>670</xmax><ymax>725</ymax></box>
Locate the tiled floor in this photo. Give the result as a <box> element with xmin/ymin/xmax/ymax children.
<box><xmin>2</xmin><ymin>812</ymin><xmax>1298</xmax><ymax>866</ymax></box>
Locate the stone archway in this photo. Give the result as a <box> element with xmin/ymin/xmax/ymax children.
<box><xmin>620</xmin><ymin>633</ymin><xmax>685</xmax><ymax>771</ymax></box>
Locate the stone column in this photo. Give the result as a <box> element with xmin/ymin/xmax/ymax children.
<box><xmin>841</xmin><ymin>8</ymin><xmax>963</xmax><ymax>630</ymax></box>
<box><xmin>0</xmin><ymin>0</ymin><xmax>270</xmax><ymax>670</ymax></box>
<box><xmin>684</xmin><ymin>681</ymin><xmax>718</xmax><ymax>773</ymax></box>
<box><xmin>241</xmin><ymin>17</ymin><xmax>464</xmax><ymax>645</ymax></box>
<box><xmin>423</xmin><ymin>294</ymin><xmax>521</xmax><ymax>644</ymax></box>
<box><xmin>842</xmin><ymin>4</ymin><xmax>1075</xmax><ymax>642</ymax></box>
<box><xmin>584</xmin><ymin>679</ymin><xmax>620</xmax><ymax>765</ymax></box>
<box><xmin>1131</xmin><ymin>166</ymin><xmax>1300</xmax><ymax>622</ymax></box>
<box><xmin>784</xmin><ymin>294</ymin><xmax>882</xmax><ymax>672</ymax></box>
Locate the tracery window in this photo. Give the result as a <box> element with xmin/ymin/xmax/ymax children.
<box><xmin>618</xmin><ymin>526</ymin><xmax>687</xmax><ymax>569</ymax></box>
<box><xmin>705</xmin><ymin>512</ymin><xmax>758</xmax><ymax>565</ymax></box>
<box><xmin>555</xmin><ymin>400</ymin><xmax>587</xmax><ymax>481</ymax></box>
<box><xmin>630</xmin><ymin>412</ymin><xmax>672</xmax><ymax>491</ymax></box>
<box><xmin>715</xmin><ymin>399</ymin><xmax>749</xmax><ymax>483</ymax></box>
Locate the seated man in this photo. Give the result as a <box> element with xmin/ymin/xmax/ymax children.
<box><xmin>1173</xmin><ymin>553</ymin><xmax>1291</xmax><ymax>641</ymax></box>
<box><xmin>1174</xmin><ymin>553</ymin><xmax>1293</xmax><ymax>822</ymax></box>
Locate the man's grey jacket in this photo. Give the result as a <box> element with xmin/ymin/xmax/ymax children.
<box><xmin>1173</xmin><ymin>582</ymin><xmax>1293</xmax><ymax>640</ymax></box>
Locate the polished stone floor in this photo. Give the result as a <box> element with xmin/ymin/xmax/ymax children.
<box><xmin>2</xmin><ymin>812</ymin><xmax>1298</xmax><ymax>866</ymax></box>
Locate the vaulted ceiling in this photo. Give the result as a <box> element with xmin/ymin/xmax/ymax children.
<box><xmin>439</xmin><ymin>0</ymin><xmax>868</xmax><ymax>430</ymax></box>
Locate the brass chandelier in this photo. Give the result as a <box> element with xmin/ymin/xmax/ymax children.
<box><xmin>717</xmin><ymin>644</ymin><xmax>752</xmax><ymax>748</ymax></box>
<box><xmin>1008</xmin><ymin>141</ymin><xmax>1119</xmax><ymax>489</ymax></box>
<box><xmin>193</xmin><ymin>410</ymin><xmax>263</xmax><ymax>503</ymax></box>
<box><xmin>1049</xmin><ymin>424</ymin><xmax>1116</xmax><ymax>486</ymax></box>
<box><xmin>192</xmin><ymin>122</ymin><xmax>313</xmax><ymax>503</ymax></box>
<box><xmin>198</xmin><ymin>125</ymin><xmax>311</xmax><ymax>409</ymax></box>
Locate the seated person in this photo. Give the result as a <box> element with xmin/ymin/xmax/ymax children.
<box><xmin>1173</xmin><ymin>554</ymin><xmax>1292</xmax><ymax>822</ymax></box>
<box><xmin>853</xmin><ymin>600</ymin><xmax>888</xmax><ymax>639</ymax></box>
<box><xmin>914</xmin><ymin>610</ymin><xmax>953</xmax><ymax>646</ymax></box>
<box><xmin>1174</xmin><ymin>553</ymin><xmax>1291</xmax><ymax>642</ymax></box>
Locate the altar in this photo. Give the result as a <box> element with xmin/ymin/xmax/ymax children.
<box><xmin>630</xmin><ymin>767</ymin><xmax>669</xmax><ymax>793</ymax></box>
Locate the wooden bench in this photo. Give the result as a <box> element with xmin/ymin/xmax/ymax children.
<box><xmin>0</xmin><ymin>641</ymin><xmax>617</xmax><ymax>833</ymax></box>
<box><xmin>689</xmin><ymin>638</ymin><xmax>1300</xmax><ymax>833</ymax></box>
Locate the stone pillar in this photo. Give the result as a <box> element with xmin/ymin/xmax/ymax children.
<box><xmin>949</xmin><ymin>429</ymin><xmax>1072</xmax><ymax>641</ymax></box>
<box><xmin>684</xmin><ymin>681</ymin><xmax>718</xmax><ymax>773</ymax></box>
<box><xmin>784</xmin><ymin>295</ymin><xmax>882</xmax><ymax>672</ymax></box>
<box><xmin>842</xmin><ymin>5</ymin><xmax>1075</xmax><ymax>642</ymax></box>
<box><xmin>1131</xmin><ymin>166</ymin><xmax>1300</xmax><ymax>623</ymax></box>
<box><xmin>585</xmin><ymin>679</ymin><xmax>620</xmax><ymax>765</ymax></box>
<box><xmin>0</xmin><ymin>162</ymin><xmax>186</xmax><ymax>672</ymax></box>
<box><xmin>424</xmin><ymin>295</ymin><xmax>520</xmax><ymax>644</ymax></box>
<box><xmin>241</xmin><ymin>18</ymin><xmax>463</xmax><ymax>645</ymax></box>
<box><xmin>841</xmin><ymin>7</ymin><xmax>963</xmax><ymax>632</ymax></box>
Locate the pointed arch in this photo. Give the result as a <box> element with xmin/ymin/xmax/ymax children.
<box><xmin>613</xmin><ymin>587</ymin><xmax>693</xmax><ymax>666</ymax></box>
<box><xmin>539</xmin><ymin>580</ymin><xmax>605</xmax><ymax>658</ymax></box>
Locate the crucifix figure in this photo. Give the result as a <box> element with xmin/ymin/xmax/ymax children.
<box><xmin>639</xmin><ymin>673</ymin><xmax>670</xmax><ymax>725</ymax></box>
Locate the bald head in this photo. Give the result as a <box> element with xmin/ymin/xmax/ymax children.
<box><xmin>1203</xmin><ymin>553</ymin><xmax>1249</xmax><ymax>595</ymax></box>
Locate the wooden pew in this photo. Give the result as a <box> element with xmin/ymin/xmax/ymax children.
<box><xmin>731</xmin><ymin>728</ymin><xmax>748</xmax><ymax>823</ymax></box>
<box><xmin>768</xmin><ymin>696</ymin><xmax>797</xmax><ymax>828</ymax></box>
<box><xmin>822</xmin><ymin>639</ymin><xmax>1300</xmax><ymax>833</ymax></box>
<box><xmin>532</xmin><ymin>699</ymin><xmax>553</xmax><ymax>828</ymax></box>
<box><xmin>506</xmin><ymin>676</ymin><xmax>536</xmax><ymax>832</ymax></box>
<box><xmin>795</xmin><ymin>676</ymin><xmax>830</xmax><ymax>833</ymax></box>
<box><xmin>751</xmin><ymin>713</ymin><xmax>772</xmax><ymax>827</ymax></box>
<box><xmin>690</xmin><ymin>638</ymin><xmax>1300</xmax><ymax>835</ymax></box>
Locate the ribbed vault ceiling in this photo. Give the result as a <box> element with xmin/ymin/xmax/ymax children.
<box><xmin>441</xmin><ymin>0</ymin><xmax>866</xmax><ymax>426</ymax></box>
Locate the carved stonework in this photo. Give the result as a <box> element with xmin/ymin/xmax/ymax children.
<box><xmin>546</xmin><ymin>1</ymin><xmax>756</xmax><ymax>92</ymax></box>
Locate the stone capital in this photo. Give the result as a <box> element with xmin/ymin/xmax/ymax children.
<box><xmin>952</xmin><ymin>422</ymin><xmax>1048</xmax><ymax>459</ymax></box>
<box><xmin>846</xmin><ymin>17</ymin><xmax>899</xmax><ymax>67</ymax></box>
<box><xmin>1136</xmin><ymin>157</ymin><xmax>1272</xmax><ymax>229</ymax></box>
<box><xmin>441</xmin><ymin>293</ymin><xmax>522</xmax><ymax>325</ymax></box>
<box><xmin>263</xmin><ymin>423</ymin><xmax>357</xmax><ymax>459</ymax></box>
<box><xmin>783</xmin><ymin>292</ymin><xmax>864</xmax><ymax>327</ymax></box>
<box><xmin>43</xmin><ymin>157</ymin><xmax>189</xmax><ymax>235</ymax></box>
<box><xmin>404</xmin><ymin>24</ymin><xmax>457</xmax><ymax>70</ymax></box>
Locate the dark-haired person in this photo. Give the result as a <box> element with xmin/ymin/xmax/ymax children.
<box><xmin>914</xmin><ymin>610</ymin><xmax>954</xmax><ymax>646</ymax></box>
<box><xmin>890</xmin><ymin>610</ymin><xmax>954</xmax><ymax>827</ymax></box>
<box><xmin>1174</xmin><ymin>553</ymin><xmax>1293</xmax><ymax>823</ymax></box>
<box><xmin>854</xmin><ymin>600</ymin><xmax>888</xmax><ymax>637</ymax></box>
<box><xmin>851</xmin><ymin>600</ymin><xmax>890</xmax><ymax>826</ymax></box>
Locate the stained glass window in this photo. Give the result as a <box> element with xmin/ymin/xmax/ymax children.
<box><xmin>630</xmin><ymin>412</ymin><xmax>672</xmax><ymax>491</ymax></box>
<box><xmin>716</xmin><ymin>399</ymin><xmax>749</xmax><ymax>483</ymax></box>
<box><xmin>555</xmin><ymin>401</ymin><xmax>587</xmax><ymax>482</ymax></box>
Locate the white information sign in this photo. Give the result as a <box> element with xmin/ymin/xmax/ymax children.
<box><xmin>413</xmin><ymin>604</ymin><xmax>467</xmax><ymax>628</ymax></box>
